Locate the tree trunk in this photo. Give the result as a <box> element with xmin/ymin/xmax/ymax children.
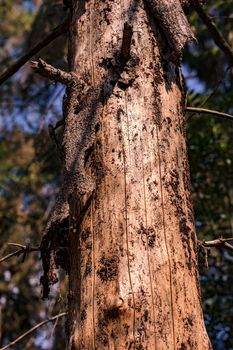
<box><xmin>65</xmin><ymin>1</ymin><xmax>211</xmax><ymax>349</ymax></box>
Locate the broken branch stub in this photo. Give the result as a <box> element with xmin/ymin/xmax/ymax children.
<box><xmin>145</xmin><ymin>0</ymin><xmax>196</xmax><ymax>61</ymax></box>
<box><xmin>120</xmin><ymin>22</ymin><xmax>133</xmax><ymax>63</ymax></box>
<box><xmin>31</xmin><ymin>59</ymin><xmax>82</xmax><ymax>86</ymax></box>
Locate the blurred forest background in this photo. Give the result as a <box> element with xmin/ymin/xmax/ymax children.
<box><xmin>0</xmin><ymin>0</ymin><xmax>232</xmax><ymax>349</ymax></box>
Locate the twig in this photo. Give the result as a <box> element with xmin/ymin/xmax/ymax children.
<box><xmin>0</xmin><ymin>18</ymin><xmax>69</xmax><ymax>86</ymax></box>
<box><xmin>198</xmin><ymin>238</ymin><xmax>233</xmax><ymax>253</ymax></box>
<box><xmin>186</xmin><ymin>107</ymin><xmax>233</xmax><ymax>122</ymax></box>
<box><xmin>0</xmin><ymin>244</ymin><xmax>40</xmax><ymax>264</ymax></box>
<box><xmin>0</xmin><ymin>250</ymin><xmax>23</xmax><ymax>264</ymax></box>
<box><xmin>0</xmin><ymin>312</ymin><xmax>67</xmax><ymax>350</ymax></box>
<box><xmin>48</xmin><ymin>122</ymin><xmax>64</xmax><ymax>155</ymax></box>
<box><xmin>191</xmin><ymin>0</ymin><xmax>233</xmax><ymax>66</ymax></box>
<box><xmin>31</xmin><ymin>59</ymin><xmax>80</xmax><ymax>85</ymax></box>
<box><xmin>7</xmin><ymin>243</ymin><xmax>25</xmax><ymax>249</ymax></box>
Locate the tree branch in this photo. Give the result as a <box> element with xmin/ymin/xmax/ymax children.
<box><xmin>186</xmin><ymin>106</ymin><xmax>233</xmax><ymax>122</ymax></box>
<box><xmin>0</xmin><ymin>312</ymin><xmax>67</xmax><ymax>350</ymax></box>
<box><xmin>0</xmin><ymin>244</ymin><xmax>40</xmax><ymax>264</ymax></box>
<box><xmin>0</xmin><ymin>18</ymin><xmax>69</xmax><ymax>86</ymax></box>
<box><xmin>191</xmin><ymin>0</ymin><xmax>233</xmax><ymax>66</ymax></box>
<box><xmin>198</xmin><ymin>238</ymin><xmax>233</xmax><ymax>253</ymax></box>
<box><xmin>31</xmin><ymin>58</ymin><xmax>80</xmax><ymax>85</ymax></box>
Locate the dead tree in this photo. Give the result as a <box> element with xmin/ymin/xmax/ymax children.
<box><xmin>35</xmin><ymin>1</ymin><xmax>212</xmax><ymax>349</ymax></box>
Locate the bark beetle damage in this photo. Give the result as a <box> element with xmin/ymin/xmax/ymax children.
<box><xmin>81</xmin><ymin>227</ymin><xmax>91</xmax><ymax>241</ymax></box>
<box><xmin>179</xmin><ymin>335</ymin><xmax>198</xmax><ymax>350</ymax></box>
<box><xmin>100</xmin><ymin>51</ymin><xmax>140</xmax><ymax>91</ymax></box>
<box><xmin>99</xmin><ymin>2</ymin><xmax>112</xmax><ymax>26</ymax></box>
<box><xmin>40</xmin><ymin>21</ymin><xmax>139</xmax><ymax>298</ymax></box>
<box><xmin>118</xmin><ymin>54</ymin><xmax>140</xmax><ymax>90</ymax></box>
<box><xmin>165</xmin><ymin>166</ymin><xmax>195</xmax><ymax>271</ymax></box>
<box><xmin>137</xmin><ymin>223</ymin><xmax>157</xmax><ymax>249</ymax></box>
<box><xmin>97</xmin><ymin>255</ymin><xmax>119</xmax><ymax>282</ymax></box>
<box><xmin>104</xmin><ymin>305</ymin><xmax>122</xmax><ymax>320</ymax></box>
<box><xmin>84</xmin><ymin>258</ymin><xmax>92</xmax><ymax>277</ymax></box>
<box><xmin>96</xmin><ymin>305</ymin><xmax>125</xmax><ymax>347</ymax></box>
<box><xmin>96</xmin><ymin>327</ymin><xmax>109</xmax><ymax>347</ymax></box>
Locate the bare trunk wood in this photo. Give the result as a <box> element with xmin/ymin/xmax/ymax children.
<box><xmin>66</xmin><ymin>1</ymin><xmax>212</xmax><ymax>349</ymax></box>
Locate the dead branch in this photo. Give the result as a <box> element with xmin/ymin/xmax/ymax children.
<box><xmin>0</xmin><ymin>18</ymin><xmax>69</xmax><ymax>86</ymax></box>
<box><xmin>198</xmin><ymin>237</ymin><xmax>233</xmax><ymax>254</ymax></box>
<box><xmin>186</xmin><ymin>106</ymin><xmax>233</xmax><ymax>122</ymax></box>
<box><xmin>191</xmin><ymin>0</ymin><xmax>233</xmax><ymax>66</ymax></box>
<box><xmin>31</xmin><ymin>59</ymin><xmax>80</xmax><ymax>85</ymax></box>
<box><xmin>0</xmin><ymin>312</ymin><xmax>67</xmax><ymax>350</ymax></box>
<box><xmin>0</xmin><ymin>244</ymin><xmax>40</xmax><ymax>264</ymax></box>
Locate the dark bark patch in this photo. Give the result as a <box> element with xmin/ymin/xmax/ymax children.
<box><xmin>97</xmin><ymin>316</ymin><xmax>109</xmax><ymax>346</ymax></box>
<box><xmin>95</xmin><ymin>122</ymin><xmax>100</xmax><ymax>133</ymax></box>
<box><xmin>40</xmin><ymin>218</ymin><xmax>69</xmax><ymax>298</ymax></box>
<box><xmin>84</xmin><ymin>143</ymin><xmax>94</xmax><ymax>167</ymax></box>
<box><xmin>97</xmin><ymin>255</ymin><xmax>119</xmax><ymax>282</ymax></box>
<box><xmin>179</xmin><ymin>217</ymin><xmax>191</xmax><ymax>235</ymax></box>
<box><xmin>138</xmin><ymin>223</ymin><xmax>157</xmax><ymax>248</ymax></box>
<box><xmin>118</xmin><ymin>55</ymin><xmax>140</xmax><ymax>90</ymax></box>
<box><xmin>152</xmin><ymin>61</ymin><xmax>164</xmax><ymax>86</ymax></box>
<box><xmin>54</xmin><ymin>247</ymin><xmax>69</xmax><ymax>272</ymax></box>
<box><xmin>111</xmin><ymin>330</ymin><xmax>118</xmax><ymax>340</ymax></box>
<box><xmin>183</xmin><ymin>314</ymin><xmax>194</xmax><ymax>330</ymax></box>
<box><xmin>179</xmin><ymin>219</ymin><xmax>193</xmax><ymax>270</ymax></box>
<box><xmin>152</xmin><ymin>92</ymin><xmax>162</xmax><ymax>128</ymax></box>
<box><xmin>80</xmin><ymin>308</ymin><xmax>87</xmax><ymax>322</ymax></box>
<box><xmin>104</xmin><ymin>305</ymin><xmax>121</xmax><ymax>320</ymax></box>
<box><xmin>143</xmin><ymin>309</ymin><xmax>149</xmax><ymax>322</ymax></box>
<box><xmin>123</xmin><ymin>323</ymin><xmax>130</xmax><ymax>336</ymax></box>
<box><xmin>99</xmin><ymin>2</ymin><xmax>112</xmax><ymax>26</ymax></box>
<box><xmin>84</xmin><ymin>258</ymin><xmax>92</xmax><ymax>277</ymax></box>
<box><xmin>118</xmin><ymin>127</ymin><xmax>123</xmax><ymax>141</ymax></box>
<box><xmin>70</xmin><ymin>339</ymin><xmax>76</xmax><ymax>350</ymax></box>
<box><xmin>117</xmin><ymin>108</ymin><xmax>124</xmax><ymax>121</ymax></box>
<box><xmin>81</xmin><ymin>227</ymin><xmax>91</xmax><ymax>241</ymax></box>
<box><xmin>148</xmin><ymin>233</ymin><xmax>156</xmax><ymax>248</ymax></box>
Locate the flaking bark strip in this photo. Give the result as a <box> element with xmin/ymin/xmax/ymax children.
<box><xmin>46</xmin><ymin>52</ymin><xmax>140</xmax><ymax>231</ymax></box>
<box><xmin>41</xmin><ymin>34</ymin><xmax>140</xmax><ymax>297</ymax></box>
<box><xmin>39</xmin><ymin>85</ymin><xmax>102</xmax><ymax>297</ymax></box>
<box><xmin>144</xmin><ymin>0</ymin><xmax>195</xmax><ymax>62</ymax></box>
<box><xmin>40</xmin><ymin>218</ymin><xmax>69</xmax><ymax>298</ymax></box>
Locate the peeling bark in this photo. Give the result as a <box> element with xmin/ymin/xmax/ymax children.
<box><xmin>145</xmin><ymin>0</ymin><xmax>196</xmax><ymax>62</ymax></box>
<box><xmin>41</xmin><ymin>0</ymin><xmax>212</xmax><ymax>348</ymax></box>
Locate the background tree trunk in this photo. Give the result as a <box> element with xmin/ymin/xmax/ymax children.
<box><xmin>66</xmin><ymin>1</ymin><xmax>212</xmax><ymax>349</ymax></box>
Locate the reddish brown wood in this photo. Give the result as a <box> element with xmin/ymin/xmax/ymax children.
<box><xmin>66</xmin><ymin>1</ymin><xmax>212</xmax><ymax>349</ymax></box>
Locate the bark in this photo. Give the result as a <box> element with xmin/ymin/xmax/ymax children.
<box><xmin>46</xmin><ymin>0</ymin><xmax>212</xmax><ymax>349</ymax></box>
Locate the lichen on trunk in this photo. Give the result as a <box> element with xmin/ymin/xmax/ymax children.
<box><xmin>42</xmin><ymin>0</ymin><xmax>212</xmax><ymax>349</ymax></box>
